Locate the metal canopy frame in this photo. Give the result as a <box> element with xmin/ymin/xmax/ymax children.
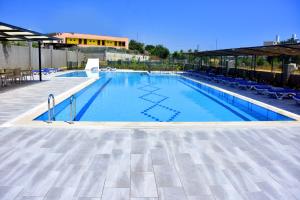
<box><xmin>189</xmin><ymin>43</ymin><xmax>300</xmax><ymax>57</ymax></box>
<box><xmin>0</xmin><ymin>22</ymin><xmax>60</xmax><ymax>81</ymax></box>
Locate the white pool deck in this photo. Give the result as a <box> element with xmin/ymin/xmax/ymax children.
<box><xmin>0</xmin><ymin>72</ymin><xmax>300</xmax><ymax>200</ymax></box>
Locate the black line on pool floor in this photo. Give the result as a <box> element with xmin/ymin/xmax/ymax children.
<box><xmin>75</xmin><ymin>78</ymin><xmax>112</xmax><ymax>120</ymax></box>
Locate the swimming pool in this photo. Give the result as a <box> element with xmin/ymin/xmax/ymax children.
<box><xmin>35</xmin><ymin>71</ymin><xmax>294</xmax><ymax>122</ymax></box>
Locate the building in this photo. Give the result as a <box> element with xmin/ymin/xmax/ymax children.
<box><xmin>264</xmin><ymin>34</ymin><xmax>299</xmax><ymax>46</ymax></box>
<box><xmin>51</xmin><ymin>33</ymin><xmax>129</xmax><ymax>49</ymax></box>
<box><xmin>263</xmin><ymin>35</ymin><xmax>280</xmax><ymax>46</ymax></box>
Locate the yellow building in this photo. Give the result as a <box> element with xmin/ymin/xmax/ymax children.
<box><xmin>53</xmin><ymin>33</ymin><xmax>129</xmax><ymax>49</ymax></box>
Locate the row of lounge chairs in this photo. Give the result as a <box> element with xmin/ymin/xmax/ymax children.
<box><xmin>183</xmin><ymin>71</ymin><xmax>300</xmax><ymax>104</ymax></box>
<box><xmin>1</xmin><ymin>67</ymin><xmax>59</xmax><ymax>88</ymax></box>
<box><xmin>0</xmin><ymin>68</ymin><xmax>33</xmax><ymax>87</ymax></box>
<box><xmin>32</xmin><ymin>67</ymin><xmax>59</xmax><ymax>75</ymax></box>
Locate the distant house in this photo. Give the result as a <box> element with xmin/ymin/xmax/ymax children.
<box><xmin>50</xmin><ymin>32</ymin><xmax>129</xmax><ymax>49</ymax></box>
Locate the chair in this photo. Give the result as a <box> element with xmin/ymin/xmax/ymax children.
<box><xmin>266</xmin><ymin>88</ymin><xmax>298</xmax><ymax>100</ymax></box>
<box><xmin>21</xmin><ymin>68</ymin><xmax>34</xmax><ymax>81</ymax></box>
<box><xmin>253</xmin><ymin>85</ymin><xmax>273</xmax><ymax>95</ymax></box>
<box><xmin>13</xmin><ymin>68</ymin><xmax>22</xmax><ymax>83</ymax></box>
<box><xmin>293</xmin><ymin>94</ymin><xmax>300</xmax><ymax>104</ymax></box>
<box><xmin>3</xmin><ymin>69</ymin><xmax>14</xmax><ymax>85</ymax></box>
<box><xmin>238</xmin><ymin>82</ymin><xmax>265</xmax><ymax>90</ymax></box>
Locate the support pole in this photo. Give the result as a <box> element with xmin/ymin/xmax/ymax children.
<box><xmin>220</xmin><ymin>56</ymin><xmax>223</xmax><ymax>74</ymax></box>
<box><xmin>281</xmin><ymin>56</ymin><xmax>285</xmax><ymax>85</ymax></box>
<box><xmin>234</xmin><ymin>56</ymin><xmax>238</xmax><ymax>77</ymax></box>
<box><xmin>38</xmin><ymin>41</ymin><xmax>42</xmax><ymax>82</ymax></box>
<box><xmin>271</xmin><ymin>57</ymin><xmax>274</xmax><ymax>73</ymax></box>
<box><xmin>254</xmin><ymin>55</ymin><xmax>257</xmax><ymax>80</ymax></box>
<box><xmin>200</xmin><ymin>56</ymin><xmax>203</xmax><ymax>70</ymax></box>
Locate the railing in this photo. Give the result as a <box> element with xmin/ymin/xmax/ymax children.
<box><xmin>68</xmin><ymin>94</ymin><xmax>76</xmax><ymax>124</ymax></box>
<box><xmin>47</xmin><ymin>94</ymin><xmax>55</xmax><ymax>123</ymax></box>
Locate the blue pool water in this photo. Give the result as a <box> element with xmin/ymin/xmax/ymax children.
<box><xmin>36</xmin><ymin>71</ymin><xmax>294</xmax><ymax>122</ymax></box>
<box><xmin>57</xmin><ymin>71</ymin><xmax>88</xmax><ymax>77</ymax></box>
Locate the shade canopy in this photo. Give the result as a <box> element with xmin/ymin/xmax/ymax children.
<box><xmin>0</xmin><ymin>21</ymin><xmax>59</xmax><ymax>42</ymax></box>
<box><xmin>0</xmin><ymin>22</ymin><xmax>61</xmax><ymax>82</ymax></box>
<box><xmin>188</xmin><ymin>43</ymin><xmax>300</xmax><ymax>57</ymax></box>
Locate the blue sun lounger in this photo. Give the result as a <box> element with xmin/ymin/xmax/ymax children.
<box><xmin>253</xmin><ymin>85</ymin><xmax>273</xmax><ymax>95</ymax></box>
<box><xmin>293</xmin><ymin>94</ymin><xmax>300</xmax><ymax>104</ymax></box>
<box><xmin>223</xmin><ymin>78</ymin><xmax>243</xmax><ymax>85</ymax></box>
<box><xmin>266</xmin><ymin>88</ymin><xmax>298</xmax><ymax>100</ymax></box>
<box><xmin>237</xmin><ymin>81</ymin><xmax>263</xmax><ymax>90</ymax></box>
<box><xmin>218</xmin><ymin>77</ymin><xmax>234</xmax><ymax>84</ymax></box>
<box><xmin>226</xmin><ymin>79</ymin><xmax>248</xmax><ymax>87</ymax></box>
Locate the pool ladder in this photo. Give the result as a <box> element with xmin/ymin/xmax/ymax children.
<box><xmin>47</xmin><ymin>94</ymin><xmax>55</xmax><ymax>123</ymax></box>
<box><xmin>67</xmin><ymin>95</ymin><xmax>76</xmax><ymax>124</ymax></box>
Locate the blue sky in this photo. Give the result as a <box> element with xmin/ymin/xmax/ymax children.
<box><xmin>1</xmin><ymin>0</ymin><xmax>299</xmax><ymax>51</ymax></box>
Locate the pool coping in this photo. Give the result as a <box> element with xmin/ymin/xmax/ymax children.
<box><xmin>6</xmin><ymin>71</ymin><xmax>300</xmax><ymax>128</ymax></box>
<box><xmin>4</xmin><ymin>77</ymin><xmax>98</xmax><ymax>127</ymax></box>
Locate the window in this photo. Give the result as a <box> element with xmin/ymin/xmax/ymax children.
<box><xmin>102</xmin><ymin>40</ymin><xmax>105</xmax><ymax>45</ymax></box>
<box><xmin>114</xmin><ymin>41</ymin><xmax>118</xmax><ymax>46</ymax></box>
<box><xmin>97</xmin><ymin>40</ymin><xmax>100</xmax><ymax>45</ymax></box>
<box><xmin>84</xmin><ymin>39</ymin><xmax>87</xmax><ymax>45</ymax></box>
<box><xmin>79</xmin><ymin>39</ymin><xmax>82</xmax><ymax>44</ymax></box>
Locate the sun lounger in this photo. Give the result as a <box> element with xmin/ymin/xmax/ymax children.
<box><xmin>238</xmin><ymin>82</ymin><xmax>265</xmax><ymax>90</ymax></box>
<box><xmin>226</xmin><ymin>79</ymin><xmax>247</xmax><ymax>87</ymax></box>
<box><xmin>266</xmin><ymin>88</ymin><xmax>298</xmax><ymax>100</ymax></box>
<box><xmin>220</xmin><ymin>77</ymin><xmax>242</xmax><ymax>85</ymax></box>
<box><xmin>293</xmin><ymin>94</ymin><xmax>300</xmax><ymax>104</ymax></box>
<box><xmin>253</xmin><ymin>85</ymin><xmax>273</xmax><ymax>95</ymax></box>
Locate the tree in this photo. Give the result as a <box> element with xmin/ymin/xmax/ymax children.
<box><xmin>257</xmin><ymin>56</ymin><xmax>266</xmax><ymax>66</ymax></box>
<box><xmin>280</xmin><ymin>37</ymin><xmax>298</xmax><ymax>44</ymax></box>
<box><xmin>145</xmin><ymin>45</ymin><xmax>155</xmax><ymax>53</ymax></box>
<box><xmin>151</xmin><ymin>45</ymin><xmax>170</xmax><ymax>59</ymax></box>
<box><xmin>172</xmin><ymin>51</ymin><xmax>186</xmax><ymax>60</ymax></box>
<box><xmin>129</xmin><ymin>40</ymin><xmax>144</xmax><ymax>54</ymax></box>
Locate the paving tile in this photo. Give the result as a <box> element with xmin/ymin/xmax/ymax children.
<box><xmin>22</xmin><ymin>169</ymin><xmax>59</xmax><ymax>196</ymax></box>
<box><xmin>102</xmin><ymin>188</ymin><xmax>129</xmax><ymax>200</ymax></box>
<box><xmin>44</xmin><ymin>187</ymin><xmax>75</xmax><ymax>200</ymax></box>
<box><xmin>131</xmin><ymin>172</ymin><xmax>158</xmax><ymax>198</ymax></box>
<box><xmin>0</xmin><ymin>186</ymin><xmax>23</xmax><ymax>200</ymax></box>
<box><xmin>158</xmin><ymin>187</ymin><xmax>187</xmax><ymax>200</ymax></box>
<box><xmin>131</xmin><ymin>154</ymin><xmax>153</xmax><ymax>172</ymax></box>
<box><xmin>151</xmin><ymin>149</ymin><xmax>170</xmax><ymax>165</ymax></box>
<box><xmin>105</xmin><ymin>152</ymin><xmax>130</xmax><ymax>188</ymax></box>
<box><xmin>73</xmin><ymin>171</ymin><xmax>106</xmax><ymax>198</ymax></box>
<box><xmin>153</xmin><ymin>165</ymin><xmax>181</xmax><ymax>187</ymax></box>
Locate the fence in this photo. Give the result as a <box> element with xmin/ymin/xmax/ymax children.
<box><xmin>182</xmin><ymin>62</ymin><xmax>300</xmax><ymax>88</ymax></box>
<box><xmin>0</xmin><ymin>43</ymin><xmax>85</xmax><ymax>70</ymax></box>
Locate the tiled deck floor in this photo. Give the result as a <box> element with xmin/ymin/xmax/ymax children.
<box><xmin>1</xmin><ymin>126</ymin><xmax>300</xmax><ymax>200</ymax></box>
<box><xmin>0</xmin><ymin>76</ymin><xmax>88</xmax><ymax>125</ymax></box>
<box><xmin>0</xmin><ymin>74</ymin><xmax>300</xmax><ymax>200</ymax></box>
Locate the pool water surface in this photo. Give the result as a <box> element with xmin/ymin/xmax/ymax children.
<box><xmin>35</xmin><ymin>72</ymin><xmax>294</xmax><ymax>122</ymax></box>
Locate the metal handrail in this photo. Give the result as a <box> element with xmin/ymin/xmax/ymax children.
<box><xmin>68</xmin><ymin>95</ymin><xmax>76</xmax><ymax>124</ymax></box>
<box><xmin>47</xmin><ymin>94</ymin><xmax>55</xmax><ymax>123</ymax></box>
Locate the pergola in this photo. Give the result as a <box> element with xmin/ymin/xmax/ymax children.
<box><xmin>187</xmin><ymin>43</ymin><xmax>300</xmax><ymax>70</ymax></box>
<box><xmin>185</xmin><ymin>43</ymin><xmax>300</xmax><ymax>82</ymax></box>
<box><xmin>0</xmin><ymin>21</ymin><xmax>60</xmax><ymax>81</ymax></box>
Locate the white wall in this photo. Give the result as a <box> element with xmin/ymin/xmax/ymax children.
<box><xmin>0</xmin><ymin>43</ymin><xmax>84</xmax><ymax>69</ymax></box>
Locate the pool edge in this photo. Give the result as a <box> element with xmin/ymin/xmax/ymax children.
<box><xmin>6</xmin><ymin>71</ymin><xmax>300</xmax><ymax>127</ymax></box>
